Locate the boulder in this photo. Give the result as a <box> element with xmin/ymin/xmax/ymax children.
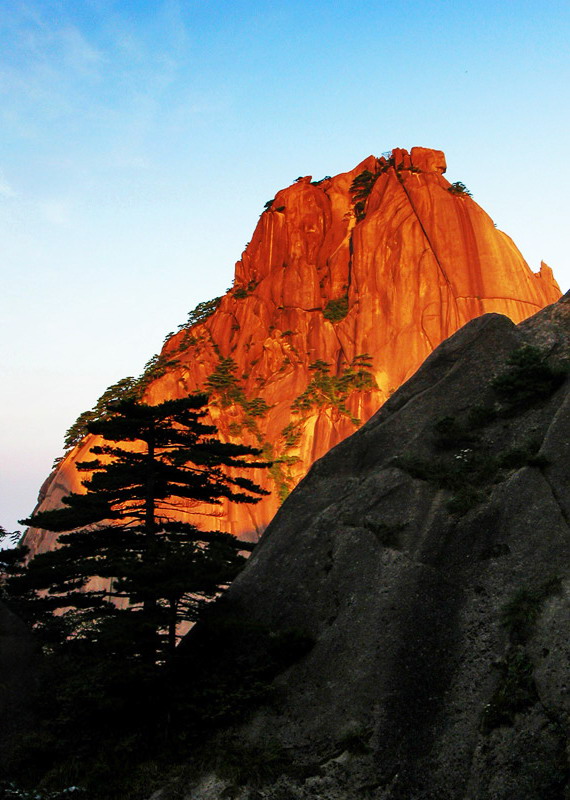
<box><xmin>169</xmin><ymin>295</ymin><xmax>570</xmax><ymax>800</ymax></box>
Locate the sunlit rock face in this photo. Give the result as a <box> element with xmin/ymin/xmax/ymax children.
<box><xmin>26</xmin><ymin>147</ymin><xmax>561</xmax><ymax>552</ymax></box>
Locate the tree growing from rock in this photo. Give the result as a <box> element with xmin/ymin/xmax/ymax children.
<box><xmin>9</xmin><ymin>395</ymin><xmax>268</xmax><ymax>664</ymax></box>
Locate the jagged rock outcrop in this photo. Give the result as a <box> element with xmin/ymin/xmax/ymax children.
<box><xmin>162</xmin><ymin>294</ymin><xmax>570</xmax><ymax>800</ymax></box>
<box><xmin>26</xmin><ymin>147</ymin><xmax>560</xmax><ymax>554</ymax></box>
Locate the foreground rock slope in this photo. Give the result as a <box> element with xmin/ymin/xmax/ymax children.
<box><xmin>168</xmin><ymin>294</ymin><xmax>570</xmax><ymax>800</ymax></box>
<box><xmin>0</xmin><ymin>602</ymin><xmax>38</xmax><ymax>770</ymax></box>
<box><xmin>27</xmin><ymin>147</ymin><xmax>560</xmax><ymax>553</ymax></box>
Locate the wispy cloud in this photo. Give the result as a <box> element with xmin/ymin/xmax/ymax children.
<box><xmin>0</xmin><ymin>1</ymin><xmax>197</xmax><ymax>136</ymax></box>
<box><xmin>0</xmin><ymin>0</ymin><xmax>225</xmax><ymax>198</ymax></box>
<box><xmin>2</xmin><ymin>2</ymin><xmax>104</xmax><ymax>73</ymax></box>
<box><xmin>0</xmin><ymin>3</ymin><xmax>105</xmax><ymax>133</ymax></box>
<box><xmin>57</xmin><ymin>25</ymin><xmax>105</xmax><ymax>76</ymax></box>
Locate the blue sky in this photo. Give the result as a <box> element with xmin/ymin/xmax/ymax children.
<box><xmin>1</xmin><ymin>0</ymin><xmax>569</xmax><ymax>532</ymax></box>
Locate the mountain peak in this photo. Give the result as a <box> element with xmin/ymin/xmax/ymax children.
<box><xmin>25</xmin><ymin>149</ymin><xmax>561</xmax><ymax>555</ymax></box>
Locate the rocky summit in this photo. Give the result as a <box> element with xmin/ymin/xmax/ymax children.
<box><xmin>26</xmin><ymin>147</ymin><xmax>560</xmax><ymax>555</ymax></box>
<box><xmin>163</xmin><ymin>293</ymin><xmax>570</xmax><ymax>800</ymax></box>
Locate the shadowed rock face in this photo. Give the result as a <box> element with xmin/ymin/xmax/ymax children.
<box><xmin>0</xmin><ymin>602</ymin><xmax>38</xmax><ymax>770</ymax></box>
<box><xmin>26</xmin><ymin>148</ymin><xmax>560</xmax><ymax>554</ymax></box>
<box><xmin>169</xmin><ymin>295</ymin><xmax>570</xmax><ymax>800</ymax></box>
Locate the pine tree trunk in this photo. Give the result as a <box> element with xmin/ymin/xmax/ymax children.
<box><xmin>167</xmin><ymin>599</ymin><xmax>177</xmax><ymax>656</ymax></box>
<box><xmin>141</xmin><ymin>426</ymin><xmax>159</xmax><ymax>664</ymax></box>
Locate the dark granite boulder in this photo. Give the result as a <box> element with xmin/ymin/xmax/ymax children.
<box><xmin>166</xmin><ymin>295</ymin><xmax>570</xmax><ymax>800</ymax></box>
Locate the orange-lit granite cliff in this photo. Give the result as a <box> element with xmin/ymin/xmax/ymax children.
<box><xmin>26</xmin><ymin>147</ymin><xmax>561</xmax><ymax>552</ymax></box>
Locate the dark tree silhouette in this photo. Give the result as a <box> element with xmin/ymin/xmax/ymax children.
<box><xmin>9</xmin><ymin>394</ymin><xmax>268</xmax><ymax>663</ymax></box>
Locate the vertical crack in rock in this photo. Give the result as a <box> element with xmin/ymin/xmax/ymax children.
<box><xmin>393</xmin><ymin>166</ymin><xmax>455</xmax><ymax>299</ymax></box>
<box><xmin>539</xmin><ymin>471</ymin><xmax>570</xmax><ymax>529</ymax></box>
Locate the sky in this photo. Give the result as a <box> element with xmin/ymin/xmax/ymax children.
<box><xmin>1</xmin><ymin>0</ymin><xmax>569</xmax><ymax>534</ymax></box>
